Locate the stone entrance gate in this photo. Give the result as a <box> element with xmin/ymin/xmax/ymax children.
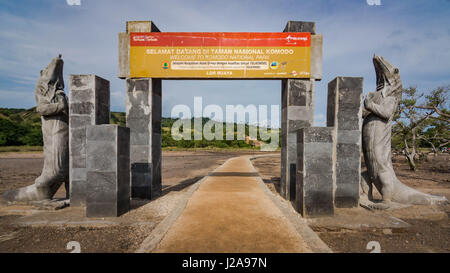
<box><xmin>68</xmin><ymin>20</ymin><xmax>363</xmax><ymax>218</ymax></box>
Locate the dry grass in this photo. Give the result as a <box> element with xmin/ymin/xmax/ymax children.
<box><xmin>0</xmin><ymin>146</ymin><xmax>43</xmax><ymax>153</ymax></box>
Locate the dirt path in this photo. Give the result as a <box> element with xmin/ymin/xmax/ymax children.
<box><xmin>152</xmin><ymin>156</ymin><xmax>313</xmax><ymax>253</ymax></box>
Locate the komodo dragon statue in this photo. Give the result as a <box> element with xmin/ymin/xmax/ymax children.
<box><xmin>2</xmin><ymin>55</ymin><xmax>69</xmax><ymax>202</ymax></box>
<box><xmin>360</xmin><ymin>55</ymin><xmax>448</xmax><ymax>209</ymax></box>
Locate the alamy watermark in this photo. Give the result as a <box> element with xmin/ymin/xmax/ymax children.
<box><xmin>66</xmin><ymin>241</ymin><xmax>81</xmax><ymax>253</ymax></box>
<box><xmin>171</xmin><ymin>97</ymin><xmax>280</xmax><ymax>151</ymax></box>
<box><xmin>366</xmin><ymin>0</ymin><xmax>382</xmax><ymax>6</ymax></box>
<box><xmin>366</xmin><ymin>241</ymin><xmax>381</xmax><ymax>253</ymax></box>
<box><xmin>66</xmin><ymin>0</ymin><xmax>81</xmax><ymax>6</ymax></box>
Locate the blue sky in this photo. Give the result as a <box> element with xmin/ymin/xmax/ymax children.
<box><xmin>0</xmin><ymin>0</ymin><xmax>449</xmax><ymax>126</ymax></box>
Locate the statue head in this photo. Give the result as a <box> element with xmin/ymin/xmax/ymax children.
<box><xmin>372</xmin><ymin>55</ymin><xmax>402</xmax><ymax>98</ymax></box>
<box><xmin>37</xmin><ymin>54</ymin><xmax>64</xmax><ymax>97</ymax></box>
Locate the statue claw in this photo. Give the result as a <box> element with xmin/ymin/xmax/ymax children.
<box><xmin>428</xmin><ymin>195</ymin><xmax>449</xmax><ymax>205</ymax></box>
<box><xmin>1</xmin><ymin>185</ymin><xmax>52</xmax><ymax>203</ymax></box>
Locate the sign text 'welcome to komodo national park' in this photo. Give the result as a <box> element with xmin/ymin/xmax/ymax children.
<box><xmin>129</xmin><ymin>32</ymin><xmax>311</xmax><ymax>79</ymax></box>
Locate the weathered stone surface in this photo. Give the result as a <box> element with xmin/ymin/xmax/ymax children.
<box><xmin>69</xmin><ymin>89</ymin><xmax>94</xmax><ymax>103</ymax></box>
<box><xmin>86</xmin><ymin>141</ymin><xmax>117</xmax><ymax>171</ymax></box>
<box><xmin>296</xmin><ymin>127</ymin><xmax>335</xmax><ymax>217</ymax></box>
<box><xmin>69</xmin><ymin>115</ymin><xmax>92</xmax><ymax>129</ymax></box>
<box><xmin>361</xmin><ymin>55</ymin><xmax>448</xmax><ymax>208</ymax></box>
<box><xmin>303</xmin><ymin>127</ymin><xmax>334</xmax><ymax>143</ymax></box>
<box><xmin>86</xmin><ymin>125</ymin><xmax>130</xmax><ymax>217</ymax></box>
<box><xmin>327</xmin><ymin>77</ymin><xmax>363</xmax><ymax>208</ymax></box>
<box><xmin>284</xmin><ymin>21</ymin><xmax>316</xmax><ymax>34</ymax></box>
<box><xmin>126</xmin><ymin>21</ymin><xmax>160</xmax><ymax>33</ymax></box>
<box><xmin>130</xmin><ymin>145</ymin><xmax>150</xmax><ymax>162</ymax></box>
<box><xmin>131</xmin><ymin>163</ymin><xmax>151</xmax><ymax>197</ymax></box>
<box><xmin>69</xmin><ymin>102</ymin><xmax>94</xmax><ymax>115</ymax></box>
<box><xmin>95</xmin><ymin>76</ymin><xmax>111</xmax><ymax>124</ymax></box>
<box><xmin>287</xmin><ymin>106</ymin><xmax>314</xmax><ymax>121</ymax></box>
<box><xmin>311</xmin><ymin>34</ymin><xmax>323</xmax><ymax>80</ymax></box>
<box><xmin>337</xmin><ymin>130</ymin><xmax>360</xmax><ymax>144</ymax></box>
<box><xmin>280</xmin><ymin>21</ymin><xmax>319</xmax><ymax>202</ymax></box>
<box><xmin>69</xmin><ymin>74</ymin><xmax>110</xmax><ymax>206</ymax></box>
<box><xmin>118</xmin><ymin>32</ymin><xmax>129</xmax><ymax>79</ymax></box>
<box><xmin>126</xmin><ymin>78</ymin><xmax>162</xmax><ymax>199</ymax></box>
<box><xmin>70</xmin><ymin>75</ymin><xmax>95</xmax><ymax>90</ymax></box>
<box><xmin>2</xmin><ymin>55</ymin><xmax>69</xmax><ymax>202</ymax></box>
<box><xmin>280</xmin><ymin>78</ymin><xmax>314</xmax><ymax>201</ymax></box>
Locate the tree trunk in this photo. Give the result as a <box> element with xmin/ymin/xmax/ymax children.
<box><xmin>406</xmin><ymin>153</ymin><xmax>416</xmax><ymax>170</ymax></box>
<box><xmin>404</xmin><ymin>133</ymin><xmax>417</xmax><ymax>171</ymax></box>
<box><xmin>430</xmin><ymin>143</ymin><xmax>437</xmax><ymax>156</ymax></box>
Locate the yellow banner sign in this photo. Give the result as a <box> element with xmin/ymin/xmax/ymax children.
<box><xmin>130</xmin><ymin>32</ymin><xmax>311</xmax><ymax>79</ymax></box>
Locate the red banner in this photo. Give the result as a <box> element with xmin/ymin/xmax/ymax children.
<box><xmin>130</xmin><ymin>32</ymin><xmax>311</xmax><ymax>47</ymax></box>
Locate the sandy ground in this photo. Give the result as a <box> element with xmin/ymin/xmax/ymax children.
<box><xmin>251</xmin><ymin>153</ymin><xmax>450</xmax><ymax>253</ymax></box>
<box><xmin>1</xmin><ymin>151</ymin><xmax>448</xmax><ymax>253</ymax></box>
<box><xmin>0</xmin><ymin>150</ymin><xmax>265</xmax><ymax>253</ymax></box>
<box><xmin>0</xmin><ymin>151</ymin><xmax>261</xmax><ymax>198</ymax></box>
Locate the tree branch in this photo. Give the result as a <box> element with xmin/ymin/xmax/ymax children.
<box><xmin>416</xmin><ymin>105</ymin><xmax>450</xmax><ymax>119</ymax></box>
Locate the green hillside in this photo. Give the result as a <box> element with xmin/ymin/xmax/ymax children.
<box><xmin>0</xmin><ymin>108</ymin><xmax>279</xmax><ymax>149</ymax></box>
<box><xmin>0</xmin><ymin>108</ymin><xmax>43</xmax><ymax>146</ymax></box>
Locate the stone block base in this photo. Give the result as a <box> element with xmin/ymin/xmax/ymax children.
<box><xmin>86</xmin><ymin>125</ymin><xmax>130</xmax><ymax>217</ymax></box>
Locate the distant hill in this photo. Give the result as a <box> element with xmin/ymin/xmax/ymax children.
<box><xmin>0</xmin><ymin>108</ymin><xmax>279</xmax><ymax>149</ymax></box>
<box><xmin>0</xmin><ymin>108</ymin><xmax>43</xmax><ymax>146</ymax></box>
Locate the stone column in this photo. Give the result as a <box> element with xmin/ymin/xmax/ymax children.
<box><xmin>280</xmin><ymin>21</ymin><xmax>317</xmax><ymax>201</ymax></box>
<box><xmin>126</xmin><ymin>78</ymin><xmax>162</xmax><ymax>199</ymax></box>
<box><xmin>86</xmin><ymin>125</ymin><xmax>130</xmax><ymax>217</ymax></box>
<box><xmin>296</xmin><ymin>127</ymin><xmax>335</xmax><ymax>217</ymax></box>
<box><xmin>327</xmin><ymin>77</ymin><xmax>363</xmax><ymax>208</ymax></box>
<box><xmin>281</xmin><ymin>80</ymin><xmax>315</xmax><ymax>200</ymax></box>
<box><xmin>69</xmin><ymin>74</ymin><xmax>110</xmax><ymax>206</ymax></box>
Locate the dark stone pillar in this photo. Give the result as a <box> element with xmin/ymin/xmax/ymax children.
<box><xmin>281</xmin><ymin>79</ymin><xmax>315</xmax><ymax>200</ymax></box>
<box><xmin>296</xmin><ymin>127</ymin><xmax>335</xmax><ymax>217</ymax></box>
<box><xmin>327</xmin><ymin>77</ymin><xmax>363</xmax><ymax>208</ymax></box>
<box><xmin>280</xmin><ymin>21</ymin><xmax>316</xmax><ymax>201</ymax></box>
<box><xmin>126</xmin><ymin>78</ymin><xmax>162</xmax><ymax>199</ymax></box>
<box><xmin>86</xmin><ymin>125</ymin><xmax>130</xmax><ymax>217</ymax></box>
<box><xmin>69</xmin><ymin>74</ymin><xmax>110</xmax><ymax>206</ymax></box>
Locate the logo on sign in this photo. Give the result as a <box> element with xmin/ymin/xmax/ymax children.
<box><xmin>133</xmin><ymin>35</ymin><xmax>158</xmax><ymax>42</ymax></box>
<box><xmin>286</xmin><ymin>35</ymin><xmax>308</xmax><ymax>43</ymax></box>
<box><xmin>270</xmin><ymin>61</ymin><xmax>279</xmax><ymax>70</ymax></box>
<box><xmin>162</xmin><ymin>62</ymin><xmax>169</xmax><ymax>69</ymax></box>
